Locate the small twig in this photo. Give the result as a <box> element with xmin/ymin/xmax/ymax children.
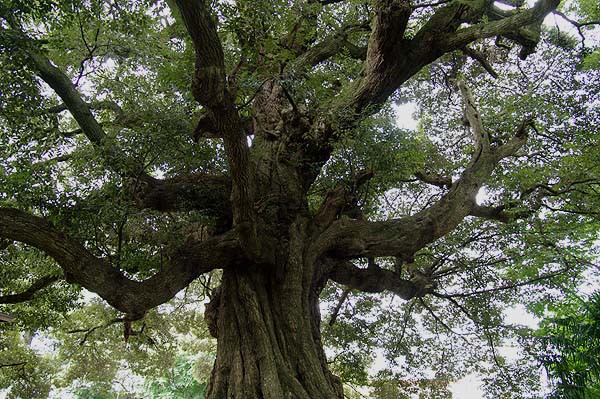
<box><xmin>0</xmin><ymin>274</ymin><xmax>61</xmax><ymax>304</ymax></box>
<box><xmin>0</xmin><ymin>361</ymin><xmax>27</xmax><ymax>369</ymax></box>
<box><xmin>328</xmin><ymin>288</ymin><xmax>351</xmax><ymax>326</ymax></box>
<box><xmin>68</xmin><ymin>317</ymin><xmax>125</xmax><ymax>345</ymax></box>
<box><xmin>412</xmin><ymin>0</ymin><xmax>453</xmax><ymax>9</ymax></box>
<box><xmin>552</xmin><ymin>10</ymin><xmax>600</xmax><ymax>48</ymax></box>
<box><xmin>280</xmin><ymin>83</ymin><xmax>300</xmax><ymax>116</ymax></box>
<box><xmin>435</xmin><ymin>267</ymin><xmax>569</xmax><ymax>299</ymax></box>
<box><xmin>419</xmin><ymin>298</ymin><xmax>470</xmax><ymax>343</ymax></box>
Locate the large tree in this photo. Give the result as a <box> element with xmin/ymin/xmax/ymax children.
<box><xmin>1</xmin><ymin>0</ymin><xmax>599</xmax><ymax>397</ymax></box>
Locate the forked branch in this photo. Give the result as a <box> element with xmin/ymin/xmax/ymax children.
<box><xmin>0</xmin><ymin>207</ymin><xmax>240</xmax><ymax>316</ymax></box>
<box><xmin>316</xmin><ymin>83</ymin><xmax>529</xmax><ymax>261</ymax></box>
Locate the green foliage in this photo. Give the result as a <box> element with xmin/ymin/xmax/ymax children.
<box><xmin>144</xmin><ymin>356</ymin><xmax>206</xmax><ymax>399</ymax></box>
<box><xmin>535</xmin><ymin>292</ymin><xmax>600</xmax><ymax>398</ymax></box>
<box><xmin>0</xmin><ymin>0</ymin><xmax>599</xmax><ymax>398</ymax></box>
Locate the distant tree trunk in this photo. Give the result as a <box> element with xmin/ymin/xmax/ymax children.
<box><xmin>204</xmin><ymin>218</ymin><xmax>343</xmax><ymax>399</ymax></box>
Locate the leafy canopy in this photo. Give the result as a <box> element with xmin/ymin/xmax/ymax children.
<box><xmin>0</xmin><ymin>0</ymin><xmax>599</xmax><ymax>398</ymax></box>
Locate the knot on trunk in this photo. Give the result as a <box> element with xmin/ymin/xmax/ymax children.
<box><xmin>204</xmin><ymin>287</ymin><xmax>222</xmax><ymax>338</ymax></box>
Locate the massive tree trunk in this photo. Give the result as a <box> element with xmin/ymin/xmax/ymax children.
<box><xmin>204</xmin><ymin>218</ymin><xmax>343</xmax><ymax>399</ymax></box>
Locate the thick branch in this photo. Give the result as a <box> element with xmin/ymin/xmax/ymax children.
<box><xmin>314</xmin><ymin>170</ymin><xmax>373</xmax><ymax>227</ymax></box>
<box><xmin>0</xmin><ymin>275</ymin><xmax>60</xmax><ymax>304</ymax></box>
<box><xmin>0</xmin><ymin>208</ymin><xmax>240</xmax><ymax>316</ymax></box>
<box><xmin>27</xmin><ymin>51</ymin><xmax>107</xmax><ymax>145</ymax></box>
<box><xmin>315</xmin><ymin>128</ymin><xmax>527</xmax><ymax>259</ymax></box>
<box><xmin>293</xmin><ymin>25</ymin><xmax>369</xmax><ymax>72</ymax></box>
<box><xmin>325</xmin><ymin>0</ymin><xmax>557</xmax><ymax>128</ymax></box>
<box><xmin>172</xmin><ymin>0</ymin><xmax>227</xmax><ymax>107</ymax></box>
<box><xmin>458</xmin><ymin>79</ymin><xmax>490</xmax><ymax>154</ymax></box>
<box><xmin>439</xmin><ymin>0</ymin><xmax>560</xmax><ymax>56</ymax></box>
<box><xmin>173</xmin><ymin>0</ymin><xmax>258</xmax><ymax>257</ymax></box>
<box><xmin>134</xmin><ymin>174</ymin><xmax>232</xmax><ymax>221</ymax></box>
<box><xmin>327</xmin><ymin>260</ymin><xmax>425</xmax><ymax>300</ymax></box>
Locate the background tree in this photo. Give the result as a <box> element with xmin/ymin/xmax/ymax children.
<box><xmin>0</xmin><ymin>0</ymin><xmax>599</xmax><ymax>398</ymax></box>
<box><xmin>530</xmin><ymin>291</ymin><xmax>600</xmax><ymax>399</ymax></box>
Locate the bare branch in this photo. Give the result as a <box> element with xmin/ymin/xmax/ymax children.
<box><xmin>0</xmin><ymin>275</ymin><xmax>61</xmax><ymax>304</ymax></box>
<box><xmin>68</xmin><ymin>317</ymin><xmax>125</xmax><ymax>345</ymax></box>
<box><xmin>435</xmin><ymin>267</ymin><xmax>569</xmax><ymax>299</ymax></box>
<box><xmin>462</xmin><ymin>46</ymin><xmax>499</xmax><ymax>79</ymax></box>
<box><xmin>414</xmin><ymin>171</ymin><xmax>452</xmax><ymax>189</ymax></box>
<box><xmin>419</xmin><ymin>298</ymin><xmax>470</xmax><ymax>343</ymax></box>
<box><xmin>328</xmin><ymin>288</ymin><xmax>351</xmax><ymax>326</ymax></box>
<box><xmin>327</xmin><ymin>260</ymin><xmax>428</xmax><ymax>300</ymax></box>
<box><xmin>553</xmin><ymin>10</ymin><xmax>600</xmax><ymax>47</ymax></box>
<box><xmin>457</xmin><ymin>79</ymin><xmax>490</xmax><ymax>154</ymax></box>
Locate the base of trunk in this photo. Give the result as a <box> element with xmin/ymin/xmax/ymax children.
<box><xmin>205</xmin><ymin>262</ymin><xmax>343</xmax><ymax>399</ymax></box>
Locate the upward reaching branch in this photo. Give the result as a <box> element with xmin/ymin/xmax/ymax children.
<box><xmin>173</xmin><ymin>0</ymin><xmax>258</xmax><ymax>257</ymax></box>
<box><xmin>315</xmin><ymin>0</ymin><xmax>559</xmax><ymax>149</ymax></box>
<box><xmin>172</xmin><ymin>0</ymin><xmax>227</xmax><ymax>108</ymax></box>
<box><xmin>315</xmin><ymin>84</ymin><xmax>529</xmax><ymax>261</ymax></box>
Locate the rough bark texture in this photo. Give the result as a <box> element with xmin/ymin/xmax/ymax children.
<box><xmin>204</xmin><ymin>219</ymin><xmax>344</xmax><ymax>399</ymax></box>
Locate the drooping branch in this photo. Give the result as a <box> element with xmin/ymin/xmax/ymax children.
<box><xmin>0</xmin><ymin>207</ymin><xmax>240</xmax><ymax>316</ymax></box>
<box><xmin>327</xmin><ymin>260</ymin><xmax>427</xmax><ymax>300</ymax></box>
<box><xmin>0</xmin><ymin>275</ymin><xmax>61</xmax><ymax>304</ymax></box>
